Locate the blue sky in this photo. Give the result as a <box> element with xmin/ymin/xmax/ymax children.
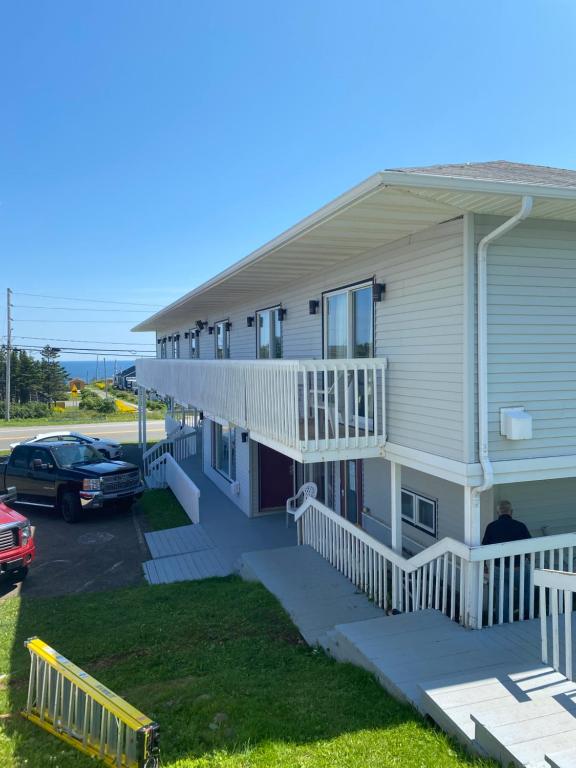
<box><xmin>1</xmin><ymin>0</ymin><xmax>575</xmax><ymax>359</ymax></box>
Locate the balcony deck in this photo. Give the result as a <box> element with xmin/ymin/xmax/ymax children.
<box><xmin>136</xmin><ymin>357</ymin><xmax>387</xmax><ymax>462</ymax></box>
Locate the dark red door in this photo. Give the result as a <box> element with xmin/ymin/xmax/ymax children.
<box><xmin>259</xmin><ymin>444</ymin><xmax>294</xmax><ymax>513</ymax></box>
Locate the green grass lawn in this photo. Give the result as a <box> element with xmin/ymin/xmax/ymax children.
<box><xmin>0</xmin><ymin>578</ymin><xmax>495</xmax><ymax>768</ymax></box>
<box><xmin>0</xmin><ymin>410</ymin><xmax>165</xmax><ymax>427</ymax></box>
<box><xmin>138</xmin><ymin>488</ymin><xmax>192</xmax><ymax>530</ymax></box>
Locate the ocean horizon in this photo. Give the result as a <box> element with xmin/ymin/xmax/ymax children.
<box><xmin>60</xmin><ymin>359</ymin><xmax>135</xmax><ymax>383</ymax></box>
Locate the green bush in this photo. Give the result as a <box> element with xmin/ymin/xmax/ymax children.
<box><xmin>0</xmin><ymin>402</ymin><xmax>52</xmax><ymax>418</ymax></box>
<box><xmin>79</xmin><ymin>395</ymin><xmax>101</xmax><ymax>410</ymax></box>
<box><xmin>97</xmin><ymin>398</ymin><xmax>117</xmax><ymax>414</ymax></box>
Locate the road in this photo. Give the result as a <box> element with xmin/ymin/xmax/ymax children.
<box><xmin>0</xmin><ymin>419</ymin><xmax>166</xmax><ymax>451</ymax></box>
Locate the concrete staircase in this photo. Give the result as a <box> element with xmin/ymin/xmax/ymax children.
<box><xmin>240</xmin><ymin>543</ymin><xmax>576</xmax><ymax>768</ymax></box>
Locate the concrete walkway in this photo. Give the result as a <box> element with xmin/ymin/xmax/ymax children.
<box><xmin>143</xmin><ymin>452</ymin><xmax>296</xmax><ymax>584</ymax></box>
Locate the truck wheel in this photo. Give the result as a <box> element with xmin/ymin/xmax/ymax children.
<box><xmin>61</xmin><ymin>492</ymin><xmax>81</xmax><ymax>524</ymax></box>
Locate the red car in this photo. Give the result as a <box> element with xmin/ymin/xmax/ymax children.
<box><xmin>0</xmin><ymin>490</ymin><xmax>35</xmax><ymax>582</ymax></box>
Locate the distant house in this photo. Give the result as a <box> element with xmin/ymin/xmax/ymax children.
<box><xmin>113</xmin><ymin>365</ymin><xmax>136</xmax><ymax>390</ymax></box>
<box><xmin>68</xmin><ymin>378</ymin><xmax>86</xmax><ymax>391</ymax></box>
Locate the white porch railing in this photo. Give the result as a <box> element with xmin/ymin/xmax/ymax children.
<box><xmin>136</xmin><ymin>358</ymin><xmax>387</xmax><ymax>460</ymax></box>
<box><xmin>165</xmin><ymin>408</ymin><xmax>198</xmax><ymax>437</ymax></box>
<box><xmin>143</xmin><ymin>430</ymin><xmax>197</xmax><ymax>483</ymax></box>
<box><xmin>147</xmin><ymin>454</ymin><xmax>201</xmax><ymax>524</ymax></box>
<box><xmin>534</xmin><ymin>568</ymin><xmax>576</xmax><ymax>681</ymax></box>
<box><xmin>295</xmin><ymin>498</ymin><xmax>576</xmax><ymax>629</ymax></box>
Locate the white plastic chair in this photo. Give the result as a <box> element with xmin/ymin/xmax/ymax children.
<box><xmin>286</xmin><ymin>482</ymin><xmax>318</xmax><ymax>527</ymax></box>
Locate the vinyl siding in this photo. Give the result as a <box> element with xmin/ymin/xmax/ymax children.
<box><xmin>494</xmin><ymin>479</ymin><xmax>576</xmax><ymax>537</ymax></box>
<box><xmin>164</xmin><ymin>218</ymin><xmax>466</xmax><ymax>462</ymax></box>
<box><xmin>480</xmin><ymin>216</ymin><xmax>576</xmax><ymax>461</ymax></box>
<box><xmin>361</xmin><ymin>458</ymin><xmax>492</xmax><ymax>553</ymax></box>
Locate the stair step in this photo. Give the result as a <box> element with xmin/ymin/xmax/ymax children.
<box><xmin>546</xmin><ymin>748</ymin><xmax>576</xmax><ymax>768</ymax></box>
<box><xmin>472</xmin><ymin>698</ymin><xmax>576</xmax><ymax>767</ymax></box>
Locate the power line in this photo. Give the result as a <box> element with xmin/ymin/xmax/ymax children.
<box><xmin>11</xmin><ymin>345</ymin><xmax>154</xmax><ymax>357</ymax></box>
<box><xmin>13</xmin><ymin>318</ymin><xmax>146</xmax><ymax>323</ymax></box>
<box><xmin>14</xmin><ymin>335</ymin><xmax>154</xmax><ymax>346</ymax></box>
<box><xmin>13</xmin><ymin>304</ymin><xmax>152</xmax><ymax>313</ymax></box>
<box><xmin>14</xmin><ymin>291</ymin><xmax>162</xmax><ymax>308</ymax></box>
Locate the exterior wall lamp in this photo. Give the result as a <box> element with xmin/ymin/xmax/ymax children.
<box><xmin>208</xmin><ymin>326</ymin><xmax>214</xmax><ymax>334</ymax></box>
<box><xmin>277</xmin><ymin>308</ymin><xmax>287</xmax><ymax>321</ymax></box>
<box><xmin>246</xmin><ymin>316</ymin><xmax>254</xmax><ymax>327</ymax></box>
<box><xmin>372</xmin><ymin>283</ymin><xmax>386</xmax><ymax>302</ymax></box>
<box><xmin>225</xmin><ymin>321</ymin><xmax>232</xmax><ymax>332</ymax></box>
<box><xmin>309</xmin><ymin>300</ymin><xmax>320</xmax><ymax>315</ymax></box>
<box><xmin>241</xmin><ymin>431</ymin><xmax>248</xmax><ymax>443</ymax></box>
<box><xmin>196</xmin><ymin>320</ymin><xmax>206</xmax><ymax>331</ymax></box>
<box><xmin>184</xmin><ymin>332</ymin><xmax>189</xmax><ymax>339</ymax></box>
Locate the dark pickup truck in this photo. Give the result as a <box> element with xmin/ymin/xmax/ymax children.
<box><xmin>0</xmin><ymin>441</ymin><xmax>145</xmax><ymax>523</ymax></box>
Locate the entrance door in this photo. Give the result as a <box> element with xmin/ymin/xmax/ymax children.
<box><xmin>258</xmin><ymin>444</ymin><xmax>294</xmax><ymax>514</ymax></box>
<box><xmin>339</xmin><ymin>459</ymin><xmax>363</xmax><ymax>525</ymax></box>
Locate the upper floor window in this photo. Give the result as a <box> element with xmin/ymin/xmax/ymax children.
<box><xmin>173</xmin><ymin>334</ymin><xmax>181</xmax><ymax>359</ymax></box>
<box><xmin>256</xmin><ymin>307</ymin><xmax>283</xmax><ymax>359</ymax></box>
<box><xmin>323</xmin><ymin>282</ymin><xmax>373</xmax><ymax>359</ymax></box>
<box><xmin>401</xmin><ymin>489</ymin><xmax>437</xmax><ymax>537</ymax></box>
<box><xmin>215</xmin><ymin>321</ymin><xmax>230</xmax><ymax>359</ymax></box>
<box><xmin>189</xmin><ymin>330</ymin><xmax>199</xmax><ymax>359</ymax></box>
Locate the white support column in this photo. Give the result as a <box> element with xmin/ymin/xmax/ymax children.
<box><xmin>142</xmin><ymin>389</ymin><xmax>147</xmax><ymax>450</ymax></box>
<box><xmin>390</xmin><ymin>461</ymin><xmax>402</xmax><ymax>610</ymax></box>
<box><xmin>464</xmin><ymin>486</ymin><xmax>483</xmax><ymax>629</ymax></box>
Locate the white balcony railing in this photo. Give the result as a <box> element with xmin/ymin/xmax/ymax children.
<box><xmin>136</xmin><ymin>358</ymin><xmax>387</xmax><ymax>460</ymax></box>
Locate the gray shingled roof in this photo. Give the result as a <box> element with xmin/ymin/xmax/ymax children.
<box><xmin>390</xmin><ymin>161</ymin><xmax>576</xmax><ymax>189</ymax></box>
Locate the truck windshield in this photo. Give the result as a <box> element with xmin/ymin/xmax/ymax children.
<box><xmin>52</xmin><ymin>444</ymin><xmax>105</xmax><ymax>467</ymax></box>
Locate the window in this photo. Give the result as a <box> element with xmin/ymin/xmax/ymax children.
<box><xmin>189</xmin><ymin>330</ymin><xmax>199</xmax><ymax>359</ymax></box>
<box><xmin>256</xmin><ymin>307</ymin><xmax>283</xmax><ymax>359</ymax></box>
<box><xmin>401</xmin><ymin>489</ymin><xmax>437</xmax><ymax>536</ymax></box>
<box><xmin>173</xmin><ymin>334</ymin><xmax>181</xmax><ymax>359</ymax></box>
<box><xmin>323</xmin><ymin>282</ymin><xmax>373</xmax><ymax>359</ymax></box>
<box><xmin>212</xmin><ymin>421</ymin><xmax>236</xmax><ymax>480</ymax></box>
<box><xmin>215</xmin><ymin>321</ymin><xmax>230</xmax><ymax>359</ymax></box>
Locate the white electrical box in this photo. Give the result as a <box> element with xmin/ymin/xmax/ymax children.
<box><xmin>500</xmin><ymin>407</ymin><xmax>533</xmax><ymax>440</ymax></box>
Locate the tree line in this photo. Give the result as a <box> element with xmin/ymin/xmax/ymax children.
<box><xmin>0</xmin><ymin>346</ymin><xmax>69</xmax><ymax>405</ymax></box>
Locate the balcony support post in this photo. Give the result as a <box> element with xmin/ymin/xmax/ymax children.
<box><xmin>464</xmin><ymin>486</ymin><xmax>482</xmax><ymax>629</ymax></box>
<box><xmin>390</xmin><ymin>461</ymin><xmax>402</xmax><ymax>610</ymax></box>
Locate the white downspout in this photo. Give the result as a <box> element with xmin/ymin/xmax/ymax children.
<box><xmin>472</xmin><ymin>195</ymin><xmax>534</xmax><ymax>502</ymax></box>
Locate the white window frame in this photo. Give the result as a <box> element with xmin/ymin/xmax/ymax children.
<box><xmin>173</xmin><ymin>333</ymin><xmax>180</xmax><ymax>359</ymax></box>
<box><xmin>401</xmin><ymin>489</ymin><xmax>437</xmax><ymax>537</ymax></box>
<box><xmin>256</xmin><ymin>306</ymin><xmax>283</xmax><ymax>359</ymax></box>
<box><xmin>322</xmin><ymin>280</ymin><xmax>374</xmax><ymax>360</ymax></box>
<box><xmin>189</xmin><ymin>330</ymin><xmax>199</xmax><ymax>359</ymax></box>
<box><xmin>214</xmin><ymin>320</ymin><xmax>230</xmax><ymax>359</ymax></box>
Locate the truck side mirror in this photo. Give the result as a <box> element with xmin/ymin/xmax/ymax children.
<box><xmin>31</xmin><ymin>459</ymin><xmax>43</xmax><ymax>470</ymax></box>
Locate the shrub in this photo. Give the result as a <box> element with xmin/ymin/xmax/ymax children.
<box><xmin>97</xmin><ymin>398</ymin><xmax>117</xmax><ymax>414</ymax></box>
<box><xmin>79</xmin><ymin>395</ymin><xmax>101</xmax><ymax>410</ymax></box>
<box><xmin>0</xmin><ymin>402</ymin><xmax>52</xmax><ymax>419</ymax></box>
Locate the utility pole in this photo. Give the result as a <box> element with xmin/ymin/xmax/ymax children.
<box><xmin>5</xmin><ymin>288</ymin><xmax>12</xmax><ymax>421</ymax></box>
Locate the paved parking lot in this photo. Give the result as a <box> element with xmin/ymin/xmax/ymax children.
<box><xmin>0</xmin><ymin>444</ymin><xmax>150</xmax><ymax>600</ymax></box>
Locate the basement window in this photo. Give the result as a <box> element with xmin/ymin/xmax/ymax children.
<box><xmin>401</xmin><ymin>489</ymin><xmax>437</xmax><ymax>536</ymax></box>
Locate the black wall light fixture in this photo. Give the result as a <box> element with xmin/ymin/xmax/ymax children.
<box><xmin>277</xmin><ymin>307</ymin><xmax>287</xmax><ymax>321</ymax></box>
<box><xmin>157</xmin><ymin>339</ymin><xmax>162</xmax><ymax>344</ymax></box>
<box><xmin>174</xmin><ymin>333</ymin><xmax>180</xmax><ymax>340</ymax></box>
<box><xmin>246</xmin><ymin>316</ymin><xmax>254</xmax><ymax>327</ymax></box>
<box><xmin>309</xmin><ymin>299</ymin><xmax>320</xmax><ymax>315</ymax></box>
<box><xmin>225</xmin><ymin>321</ymin><xmax>232</xmax><ymax>332</ymax></box>
<box><xmin>196</xmin><ymin>320</ymin><xmax>206</xmax><ymax>331</ymax></box>
<box><xmin>372</xmin><ymin>283</ymin><xmax>386</xmax><ymax>302</ymax></box>
<box><xmin>184</xmin><ymin>332</ymin><xmax>189</xmax><ymax>339</ymax></box>
<box><xmin>195</xmin><ymin>329</ymin><xmax>201</xmax><ymax>338</ymax></box>
<box><xmin>241</xmin><ymin>431</ymin><xmax>248</xmax><ymax>443</ymax></box>
<box><xmin>168</xmin><ymin>335</ymin><xmax>173</xmax><ymax>341</ymax></box>
<box><xmin>208</xmin><ymin>326</ymin><xmax>214</xmax><ymax>334</ymax></box>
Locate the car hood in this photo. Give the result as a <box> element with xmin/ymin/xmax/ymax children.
<box><xmin>66</xmin><ymin>460</ymin><xmax>139</xmax><ymax>477</ymax></box>
<box><xmin>0</xmin><ymin>502</ymin><xmax>27</xmax><ymax>526</ymax></box>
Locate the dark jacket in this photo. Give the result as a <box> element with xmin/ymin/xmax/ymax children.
<box><xmin>482</xmin><ymin>515</ymin><xmax>531</xmax><ymax>546</ymax></box>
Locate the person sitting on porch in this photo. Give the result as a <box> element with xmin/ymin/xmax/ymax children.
<box><xmin>482</xmin><ymin>500</ymin><xmax>531</xmax><ymax>622</ymax></box>
<box><xmin>482</xmin><ymin>500</ymin><xmax>531</xmax><ymax>546</ymax></box>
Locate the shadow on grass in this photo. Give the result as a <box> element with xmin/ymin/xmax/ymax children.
<box><xmin>2</xmin><ymin>576</ymin><xmax>495</xmax><ymax>768</ymax></box>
